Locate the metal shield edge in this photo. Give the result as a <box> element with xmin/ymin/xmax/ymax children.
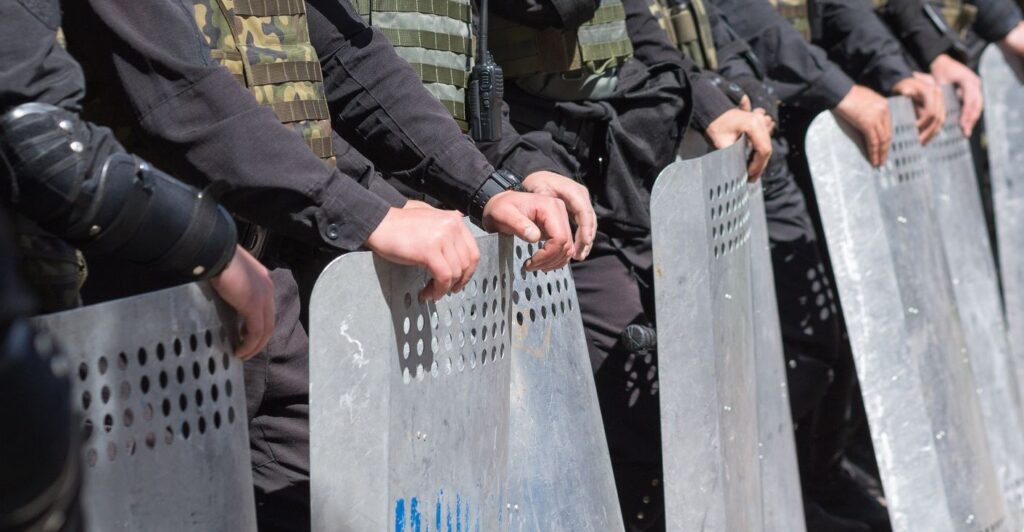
<box><xmin>507</xmin><ymin>239</ymin><xmax>623</xmax><ymax>531</ymax></box>
<box><xmin>651</xmin><ymin>140</ymin><xmax>763</xmax><ymax>531</ymax></box>
<box><xmin>34</xmin><ymin>282</ymin><xmax>257</xmax><ymax>532</ymax></box>
<box><xmin>748</xmin><ymin>181</ymin><xmax>807</xmax><ymax>532</ymax></box>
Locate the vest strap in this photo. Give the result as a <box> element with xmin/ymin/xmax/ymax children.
<box><xmin>363</xmin><ymin>0</ymin><xmax>471</xmax><ymax>21</ymax></box>
<box><xmin>307</xmin><ymin>136</ymin><xmax>334</xmax><ymax>159</ymax></box>
<box><xmin>271</xmin><ymin>99</ymin><xmax>330</xmax><ymax>123</ymax></box>
<box><xmin>232</xmin><ymin>0</ymin><xmax>306</xmax><ymax>16</ymax></box>
<box><xmin>377</xmin><ymin>27</ymin><xmax>471</xmax><ymax>54</ymax></box>
<box><xmin>249</xmin><ymin>61</ymin><xmax>324</xmax><ymax>86</ymax></box>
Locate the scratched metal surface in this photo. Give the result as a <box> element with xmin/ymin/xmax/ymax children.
<box><xmin>929</xmin><ymin>84</ymin><xmax>1024</xmax><ymax>527</ymax></box>
<box><xmin>34</xmin><ymin>283</ymin><xmax>256</xmax><ymax>532</ymax></box>
<box><xmin>506</xmin><ymin>239</ymin><xmax>623</xmax><ymax>531</ymax></box>
<box><xmin>981</xmin><ymin>45</ymin><xmax>1024</xmax><ymax>422</ymax></box>
<box><xmin>309</xmin><ymin>233</ymin><xmax>512</xmax><ymax>532</ymax></box>
<box><xmin>748</xmin><ymin>182</ymin><xmax>807</xmax><ymax>532</ymax></box>
<box><xmin>651</xmin><ymin>140</ymin><xmax>763</xmax><ymax>531</ymax></box>
<box><xmin>806</xmin><ymin>97</ymin><xmax>1004</xmax><ymax>532</ymax></box>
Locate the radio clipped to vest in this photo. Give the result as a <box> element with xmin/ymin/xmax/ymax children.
<box><xmin>467</xmin><ymin>0</ymin><xmax>503</xmax><ymax>142</ymax></box>
<box><xmin>662</xmin><ymin>0</ymin><xmax>718</xmax><ymax>71</ymax></box>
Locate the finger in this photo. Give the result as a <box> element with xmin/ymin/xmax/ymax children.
<box><xmin>878</xmin><ymin>110</ymin><xmax>893</xmax><ymax>165</ymax></box>
<box><xmin>441</xmin><ymin>239</ymin><xmax>464</xmax><ymax>294</ymax></box>
<box><xmin>746</xmin><ymin>124</ymin><xmax>772</xmax><ymax>181</ymax></box>
<box><xmin>419</xmin><ymin>251</ymin><xmax>454</xmax><ymax>301</ymax></box>
<box><xmin>235</xmin><ymin>307</ymin><xmax>264</xmax><ymax>359</ymax></box>
<box><xmin>560</xmin><ymin>186</ymin><xmax>596</xmax><ymax>261</ymax></box>
<box><xmin>960</xmin><ymin>84</ymin><xmax>983</xmax><ymax>137</ymax></box>
<box><xmin>490</xmin><ymin>203</ymin><xmax>543</xmax><ymax>244</ymax></box>
<box><xmin>739</xmin><ymin>95</ymin><xmax>752</xmax><ymax>112</ymax></box>
<box><xmin>451</xmin><ymin>227</ymin><xmax>479</xmax><ymax>293</ymax></box>
<box><xmin>526</xmin><ymin>201</ymin><xmax>573</xmax><ymax>271</ymax></box>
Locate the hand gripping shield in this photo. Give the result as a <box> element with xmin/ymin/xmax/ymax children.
<box><xmin>309</xmin><ymin>233</ymin><xmax>512</xmax><ymax>531</ymax></box>
<box><xmin>748</xmin><ymin>181</ymin><xmax>806</xmax><ymax>532</ymax></box>
<box><xmin>33</xmin><ymin>283</ymin><xmax>256</xmax><ymax>531</ymax></box>
<box><xmin>805</xmin><ymin>97</ymin><xmax>1005</xmax><ymax>532</ymax></box>
<box><xmin>981</xmin><ymin>45</ymin><xmax>1024</xmax><ymax>417</ymax></box>
<box><xmin>928</xmin><ymin>84</ymin><xmax>1024</xmax><ymax>525</ymax></box>
<box><xmin>506</xmin><ymin>239</ymin><xmax>623</xmax><ymax>530</ymax></box>
<box><xmin>651</xmin><ymin>140</ymin><xmax>763</xmax><ymax>531</ymax></box>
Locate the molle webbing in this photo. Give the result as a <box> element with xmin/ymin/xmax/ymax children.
<box><xmin>768</xmin><ymin>0</ymin><xmax>811</xmax><ymax>41</ymax></box>
<box><xmin>355</xmin><ymin>0</ymin><xmax>473</xmax><ymax>130</ymax></box>
<box><xmin>192</xmin><ymin>0</ymin><xmax>336</xmax><ymax>165</ymax></box>
<box><xmin>489</xmin><ymin>0</ymin><xmax>634</xmax><ymax>79</ymax></box>
<box><xmin>936</xmin><ymin>0</ymin><xmax>976</xmax><ymax>35</ymax></box>
<box><xmin>652</xmin><ymin>0</ymin><xmax>718</xmax><ymax>71</ymax></box>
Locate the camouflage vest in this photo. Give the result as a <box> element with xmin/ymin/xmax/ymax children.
<box><xmin>352</xmin><ymin>0</ymin><xmax>474</xmax><ymax>131</ymax></box>
<box><xmin>768</xmin><ymin>0</ymin><xmax>811</xmax><ymax>41</ymax></box>
<box><xmin>489</xmin><ymin>0</ymin><xmax>634</xmax><ymax>79</ymax></box>
<box><xmin>192</xmin><ymin>0</ymin><xmax>336</xmax><ymax>165</ymax></box>
<box><xmin>649</xmin><ymin>0</ymin><xmax>718</xmax><ymax>71</ymax></box>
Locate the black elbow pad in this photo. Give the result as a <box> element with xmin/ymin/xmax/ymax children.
<box><xmin>1</xmin><ymin>103</ymin><xmax>237</xmax><ymax>280</ymax></box>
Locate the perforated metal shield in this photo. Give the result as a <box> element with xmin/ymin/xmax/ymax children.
<box><xmin>748</xmin><ymin>182</ymin><xmax>807</xmax><ymax>532</ymax></box>
<box><xmin>981</xmin><ymin>45</ymin><xmax>1024</xmax><ymax>420</ymax></box>
<box><xmin>651</xmin><ymin>140</ymin><xmax>763</xmax><ymax>531</ymax></box>
<box><xmin>33</xmin><ymin>283</ymin><xmax>256</xmax><ymax>531</ymax></box>
<box><xmin>928</xmin><ymin>84</ymin><xmax>1024</xmax><ymax>525</ymax></box>
<box><xmin>309</xmin><ymin>233</ymin><xmax>512</xmax><ymax>531</ymax></box>
<box><xmin>506</xmin><ymin>240</ymin><xmax>623</xmax><ymax>530</ymax></box>
<box><xmin>806</xmin><ymin>97</ymin><xmax>1005</xmax><ymax>532</ymax></box>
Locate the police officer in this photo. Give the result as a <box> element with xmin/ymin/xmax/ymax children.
<box><xmin>0</xmin><ymin>0</ymin><xmax>283</xmax><ymax>526</ymax></box>
<box><xmin>57</xmin><ymin>1</ymin><xmax>597</xmax><ymax>529</ymax></box>
<box><xmin>708</xmin><ymin>1</ymin><xmax>955</xmax><ymax>530</ymax></box>
<box><xmin>466</xmin><ymin>1</ymin><xmax>775</xmax><ymax>530</ymax></box>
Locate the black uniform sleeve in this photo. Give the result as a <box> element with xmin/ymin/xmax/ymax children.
<box><xmin>814</xmin><ymin>0</ymin><xmax>915</xmax><ymax>95</ymax></box>
<box><xmin>708</xmin><ymin>2</ymin><xmax>762</xmax><ymax>80</ymax></box>
<box><xmin>491</xmin><ymin>0</ymin><xmax>601</xmax><ymax>29</ymax></box>
<box><xmin>64</xmin><ymin>0</ymin><xmax>392</xmax><ymax>253</ymax></box>
<box><xmin>711</xmin><ymin>0</ymin><xmax>855</xmax><ymax>111</ymax></box>
<box><xmin>970</xmin><ymin>0</ymin><xmax>1024</xmax><ymax>42</ymax></box>
<box><xmin>879</xmin><ymin>0</ymin><xmax>958</xmax><ymax>68</ymax></box>
<box><xmin>0</xmin><ymin>1</ymin><xmax>84</xmax><ymax>113</ymax></box>
<box><xmin>306</xmin><ymin>0</ymin><xmax>496</xmax><ymax>211</ymax></box>
<box><xmin>623</xmin><ymin>0</ymin><xmax>733</xmax><ymax>129</ymax></box>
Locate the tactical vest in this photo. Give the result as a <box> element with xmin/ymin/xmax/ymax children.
<box><xmin>649</xmin><ymin>0</ymin><xmax>718</xmax><ymax>71</ymax></box>
<box><xmin>768</xmin><ymin>0</ymin><xmax>811</xmax><ymax>41</ymax></box>
<box><xmin>489</xmin><ymin>0</ymin><xmax>634</xmax><ymax>79</ymax></box>
<box><xmin>352</xmin><ymin>0</ymin><xmax>474</xmax><ymax>131</ymax></box>
<box><xmin>192</xmin><ymin>0</ymin><xmax>335</xmax><ymax>165</ymax></box>
<box><xmin>930</xmin><ymin>0</ymin><xmax>977</xmax><ymax>35</ymax></box>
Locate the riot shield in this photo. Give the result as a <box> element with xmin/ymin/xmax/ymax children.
<box><xmin>748</xmin><ymin>182</ymin><xmax>807</xmax><ymax>532</ymax></box>
<box><xmin>651</xmin><ymin>140</ymin><xmax>763</xmax><ymax>530</ymax></box>
<box><xmin>805</xmin><ymin>97</ymin><xmax>1005</xmax><ymax>532</ymax></box>
<box><xmin>928</xmin><ymin>84</ymin><xmax>1024</xmax><ymax>524</ymax></box>
<box><xmin>981</xmin><ymin>45</ymin><xmax>1024</xmax><ymax>416</ymax></box>
<box><xmin>309</xmin><ymin>233</ymin><xmax>512</xmax><ymax>531</ymax></box>
<box><xmin>507</xmin><ymin>239</ymin><xmax>623</xmax><ymax>530</ymax></box>
<box><xmin>34</xmin><ymin>283</ymin><xmax>256</xmax><ymax>531</ymax></box>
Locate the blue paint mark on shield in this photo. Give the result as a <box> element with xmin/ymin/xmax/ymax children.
<box><xmin>395</xmin><ymin>499</ymin><xmax>406</xmax><ymax>532</ymax></box>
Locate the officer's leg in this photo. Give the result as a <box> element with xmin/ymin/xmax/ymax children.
<box><xmin>572</xmin><ymin>233</ymin><xmax>663</xmax><ymax>532</ymax></box>
<box><xmin>245</xmin><ymin>264</ymin><xmax>312</xmax><ymax>532</ymax></box>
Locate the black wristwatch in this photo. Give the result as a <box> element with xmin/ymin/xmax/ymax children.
<box><xmin>468</xmin><ymin>169</ymin><xmax>525</xmax><ymax>223</ymax></box>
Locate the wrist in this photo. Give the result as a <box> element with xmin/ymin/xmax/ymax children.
<box><xmin>467</xmin><ymin>169</ymin><xmax>524</xmax><ymax>223</ymax></box>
